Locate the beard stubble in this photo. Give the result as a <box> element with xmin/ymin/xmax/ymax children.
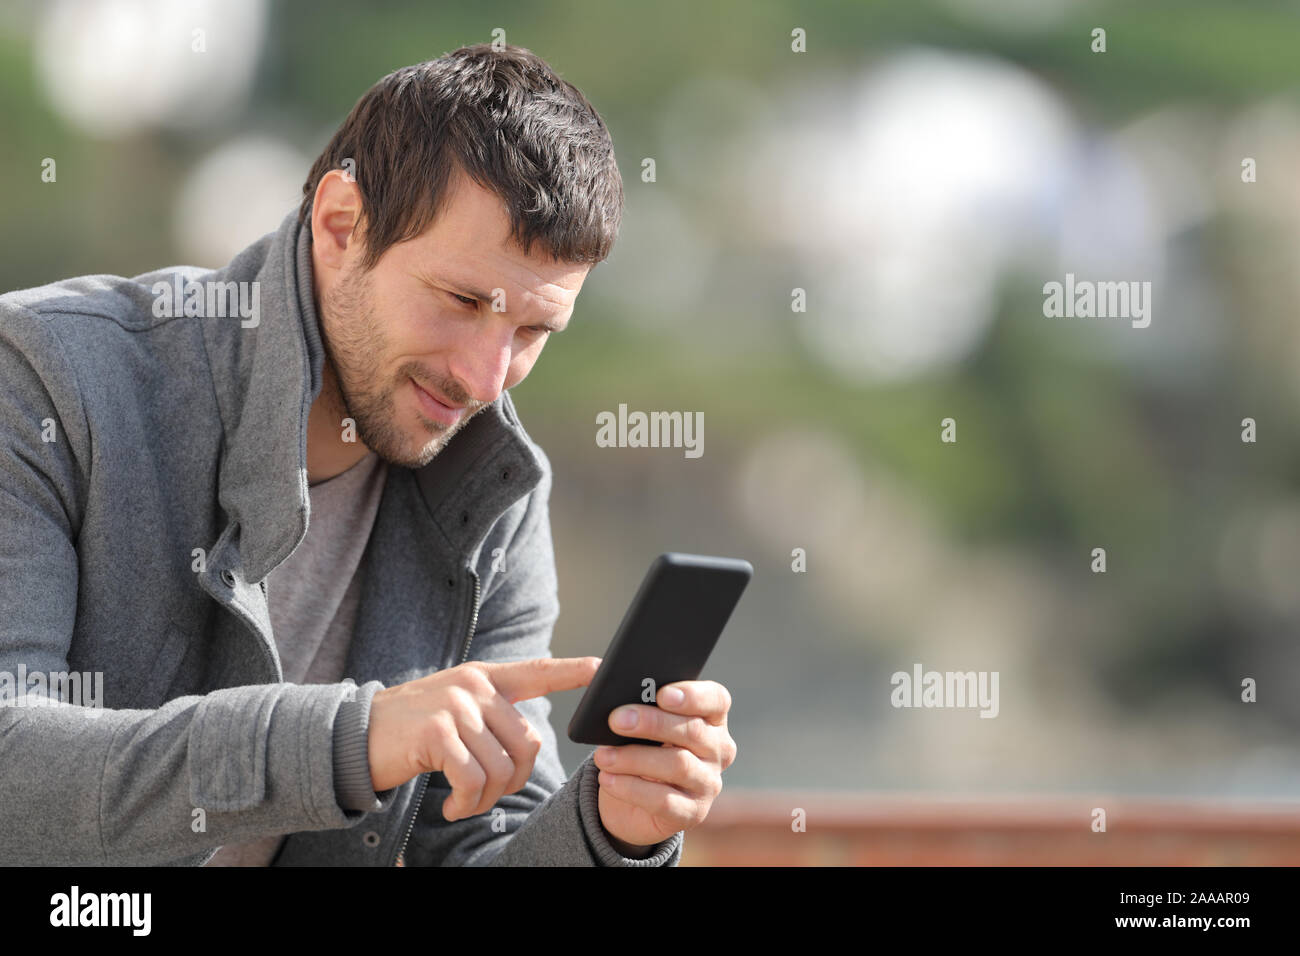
<box><xmin>318</xmin><ymin>262</ymin><xmax>482</xmax><ymax>469</ymax></box>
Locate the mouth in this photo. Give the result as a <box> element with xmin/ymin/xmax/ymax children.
<box><xmin>410</xmin><ymin>377</ymin><xmax>466</xmax><ymax>427</ymax></box>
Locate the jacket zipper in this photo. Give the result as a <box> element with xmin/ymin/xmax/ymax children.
<box><xmin>394</xmin><ymin>571</ymin><xmax>480</xmax><ymax>866</ymax></box>
<box><xmin>458</xmin><ymin>573</ymin><xmax>482</xmax><ymax>665</ymax></box>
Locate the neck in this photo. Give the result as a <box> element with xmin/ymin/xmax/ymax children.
<box><xmin>306</xmin><ymin>360</ymin><xmax>372</xmax><ymax>483</ymax></box>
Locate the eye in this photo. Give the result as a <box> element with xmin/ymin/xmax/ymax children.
<box><xmin>448</xmin><ymin>292</ymin><xmax>477</xmax><ymax>307</ymax></box>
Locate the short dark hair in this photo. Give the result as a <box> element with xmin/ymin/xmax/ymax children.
<box><xmin>298</xmin><ymin>43</ymin><xmax>623</xmax><ymax>270</ymax></box>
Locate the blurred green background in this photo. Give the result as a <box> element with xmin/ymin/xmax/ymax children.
<box><xmin>4</xmin><ymin>0</ymin><xmax>1300</xmax><ymax>802</ymax></box>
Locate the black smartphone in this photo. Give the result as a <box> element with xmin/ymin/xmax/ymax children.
<box><xmin>567</xmin><ymin>552</ymin><xmax>753</xmax><ymax>747</ymax></box>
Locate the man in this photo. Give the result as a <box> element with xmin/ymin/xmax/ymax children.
<box><xmin>0</xmin><ymin>43</ymin><xmax>735</xmax><ymax>866</ymax></box>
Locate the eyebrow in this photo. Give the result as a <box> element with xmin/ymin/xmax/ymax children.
<box><xmin>445</xmin><ymin>280</ymin><xmax>569</xmax><ymax>333</ymax></box>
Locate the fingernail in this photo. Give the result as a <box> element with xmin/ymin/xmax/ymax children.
<box><xmin>613</xmin><ymin>707</ymin><xmax>637</xmax><ymax>729</ymax></box>
<box><xmin>661</xmin><ymin>687</ymin><xmax>684</xmax><ymax>706</ymax></box>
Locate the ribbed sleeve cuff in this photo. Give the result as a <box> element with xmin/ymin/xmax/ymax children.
<box><xmin>331</xmin><ymin>679</ymin><xmax>387</xmax><ymax>813</ymax></box>
<box><xmin>576</xmin><ymin>753</ymin><xmax>683</xmax><ymax>867</ymax></box>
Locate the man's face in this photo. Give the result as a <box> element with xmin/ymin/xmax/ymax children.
<box><xmin>314</xmin><ymin>167</ymin><xmax>589</xmax><ymax>469</ymax></box>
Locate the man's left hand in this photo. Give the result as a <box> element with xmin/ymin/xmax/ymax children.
<box><xmin>592</xmin><ymin>680</ymin><xmax>736</xmax><ymax>852</ymax></box>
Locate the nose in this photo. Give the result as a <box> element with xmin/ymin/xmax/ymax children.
<box><xmin>446</xmin><ymin>323</ymin><xmax>513</xmax><ymax>406</ymax></box>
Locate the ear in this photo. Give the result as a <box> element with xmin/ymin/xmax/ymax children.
<box><xmin>311</xmin><ymin>169</ymin><xmax>365</xmax><ymax>273</ymax></box>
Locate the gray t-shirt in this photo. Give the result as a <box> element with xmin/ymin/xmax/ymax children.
<box><xmin>204</xmin><ymin>450</ymin><xmax>388</xmax><ymax>866</ymax></box>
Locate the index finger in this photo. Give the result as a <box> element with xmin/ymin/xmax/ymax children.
<box><xmin>482</xmin><ymin>656</ymin><xmax>602</xmax><ymax>704</ymax></box>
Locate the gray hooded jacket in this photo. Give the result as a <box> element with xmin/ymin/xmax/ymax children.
<box><xmin>0</xmin><ymin>209</ymin><xmax>683</xmax><ymax>867</ymax></box>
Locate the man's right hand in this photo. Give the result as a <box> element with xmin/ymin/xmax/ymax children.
<box><xmin>365</xmin><ymin>656</ymin><xmax>601</xmax><ymax>820</ymax></box>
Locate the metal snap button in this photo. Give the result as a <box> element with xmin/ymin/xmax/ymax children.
<box><xmin>362</xmin><ymin>831</ymin><xmax>381</xmax><ymax>848</ymax></box>
<box><xmin>220</xmin><ymin>569</ymin><xmax>236</xmax><ymax>588</ymax></box>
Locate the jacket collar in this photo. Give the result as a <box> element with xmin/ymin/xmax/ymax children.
<box><xmin>201</xmin><ymin>210</ymin><xmax>545</xmax><ymax>584</ymax></box>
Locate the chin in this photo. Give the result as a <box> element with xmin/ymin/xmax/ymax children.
<box><xmin>370</xmin><ymin>393</ymin><xmax>472</xmax><ymax>468</ymax></box>
<box><xmin>405</xmin><ymin>427</ymin><xmax>456</xmax><ymax>467</ymax></box>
